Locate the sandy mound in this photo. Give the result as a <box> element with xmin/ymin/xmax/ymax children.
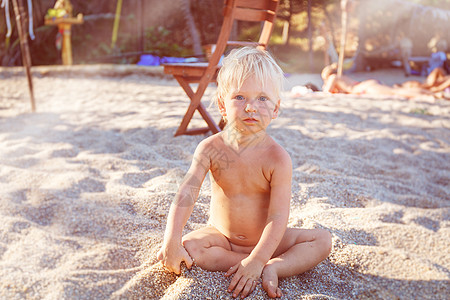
<box><xmin>0</xmin><ymin>67</ymin><xmax>448</xmax><ymax>299</ymax></box>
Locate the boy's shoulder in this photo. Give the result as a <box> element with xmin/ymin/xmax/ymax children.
<box><xmin>193</xmin><ymin>133</ymin><xmax>224</xmax><ymax>155</ymax></box>
<box><xmin>265</xmin><ymin>136</ymin><xmax>292</xmax><ymax>166</ymax></box>
<box><xmin>196</xmin><ymin>133</ymin><xmax>222</xmax><ymax>148</ymax></box>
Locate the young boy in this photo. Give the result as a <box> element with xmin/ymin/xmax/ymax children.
<box><xmin>157</xmin><ymin>47</ymin><xmax>332</xmax><ymax>299</ymax></box>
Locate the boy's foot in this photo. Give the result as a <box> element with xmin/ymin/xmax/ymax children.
<box><xmin>262</xmin><ymin>265</ymin><xmax>282</xmax><ymax>298</ymax></box>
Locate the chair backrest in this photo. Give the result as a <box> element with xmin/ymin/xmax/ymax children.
<box><xmin>208</xmin><ymin>0</ymin><xmax>279</xmax><ymax>68</ymax></box>
<box><xmin>231</xmin><ymin>0</ymin><xmax>278</xmax><ymax>19</ymax></box>
<box><xmin>227</xmin><ymin>0</ymin><xmax>278</xmax><ymax>47</ymax></box>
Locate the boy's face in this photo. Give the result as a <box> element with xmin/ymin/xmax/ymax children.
<box><xmin>219</xmin><ymin>76</ymin><xmax>280</xmax><ymax>133</ymax></box>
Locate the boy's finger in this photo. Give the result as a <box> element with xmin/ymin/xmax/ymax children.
<box><xmin>172</xmin><ymin>265</ymin><xmax>181</xmax><ymax>275</ymax></box>
<box><xmin>225</xmin><ymin>264</ymin><xmax>238</xmax><ymax>277</ymax></box>
<box><xmin>167</xmin><ymin>262</ymin><xmax>181</xmax><ymax>275</ymax></box>
<box><xmin>156</xmin><ymin>250</ymin><xmax>162</xmax><ymax>260</ymax></box>
<box><xmin>227</xmin><ymin>272</ymin><xmax>240</xmax><ymax>292</ymax></box>
<box><xmin>241</xmin><ymin>280</ymin><xmax>254</xmax><ymax>298</ymax></box>
<box><xmin>184</xmin><ymin>253</ymin><xmax>193</xmax><ymax>269</ymax></box>
<box><xmin>251</xmin><ymin>280</ymin><xmax>257</xmax><ymax>293</ymax></box>
<box><xmin>231</xmin><ymin>277</ymin><xmax>247</xmax><ymax>298</ymax></box>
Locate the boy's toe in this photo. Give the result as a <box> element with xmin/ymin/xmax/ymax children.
<box><xmin>276</xmin><ymin>287</ymin><xmax>282</xmax><ymax>298</ymax></box>
<box><xmin>263</xmin><ymin>282</ymin><xmax>277</xmax><ymax>298</ymax></box>
<box><xmin>262</xmin><ymin>278</ymin><xmax>279</xmax><ymax>298</ymax></box>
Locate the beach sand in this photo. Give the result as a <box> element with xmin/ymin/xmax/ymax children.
<box><xmin>0</xmin><ymin>66</ymin><xmax>449</xmax><ymax>299</ymax></box>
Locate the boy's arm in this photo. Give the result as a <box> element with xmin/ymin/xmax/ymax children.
<box><xmin>157</xmin><ymin>140</ymin><xmax>211</xmax><ymax>274</ymax></box>
<box><xmin>226</xmin><ymin>149</ymin><xmax>292</xmax><ymax>295</ymax></box>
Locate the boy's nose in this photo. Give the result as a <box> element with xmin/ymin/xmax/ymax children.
<box><xmin>245</xmin><ymin>102</ymin><xmax>257</xmax><ymax>112</ymax></box>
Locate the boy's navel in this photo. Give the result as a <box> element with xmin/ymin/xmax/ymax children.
<box><xmin>236</xmin><ymin>234</ymin><xmax>247</xmax><ymax>240</ymax></box>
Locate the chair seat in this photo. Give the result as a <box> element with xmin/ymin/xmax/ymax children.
<box><xmin>163</xmin><ymin>62</ymin><xmax>220</xmax><ymax>81</ymax></box>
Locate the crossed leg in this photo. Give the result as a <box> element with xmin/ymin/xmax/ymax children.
<box><xmin>182</xmin><ymin>226</ymin><xmax>332</xmax><ymax>298</ymax></box>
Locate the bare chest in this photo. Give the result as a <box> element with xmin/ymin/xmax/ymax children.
<box><xmin>209</xmin><ymin>149</ymin><xmax>271</xmax><ymax>193</ymax></box>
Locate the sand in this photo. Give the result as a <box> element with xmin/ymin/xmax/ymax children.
<box><xmin>0</xmin><ymin>65</ymin><xmax>449</xmax><ymax>299</ymax></box>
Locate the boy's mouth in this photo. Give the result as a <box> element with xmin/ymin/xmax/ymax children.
<box><xmin>242</xmin><ymin>117</ymin><xmax>258</xmax><ymax>123</ymax></box>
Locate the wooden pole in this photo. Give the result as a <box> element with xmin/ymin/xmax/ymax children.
<box><xmin>307</xmin><ymin>0</ymin><xmax>313</xmax><ymax>72</ymax></box>
<box><xmin>337</xmin><ymin>0</ymin><xmax>349</xmax><ymax>77</ymax></box>
<box><xmin>111</xmin><ymin>0</ymin><xmax>123</xmax><ymax>49</ymax></box>
<box><xmin>11</xmin><ymin>0</ymin><xmax>36</xmax><ymax>112</ymax></box>
<box><xmin>138</xmin><ymin>0</ymin><xmax>144</xmax><ymax>53</ymax></box>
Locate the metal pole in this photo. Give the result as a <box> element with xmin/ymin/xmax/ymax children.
<box><xmin>11</xmin><ymin>0</ymin><xmax>36</xmax><ymax>112</ymax></box>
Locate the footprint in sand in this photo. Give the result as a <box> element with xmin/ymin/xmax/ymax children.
<box><xmin>380</xmin><ymin>211</ymin><xmax>405</xmax><ymax>224</ymax></box>
<box><xmin>121</xmin><ymin>169</ymin><xmax>166</xmax><ymax>188</ymax></box>
<box><xmin>411</xmin><ymin>216</ymin><xmax>441</xmax><ymax>232</ymax></box>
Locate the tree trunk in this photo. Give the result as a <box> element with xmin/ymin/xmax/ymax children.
<box><xmin>284</xmin><ymin>0</ymin><xmax>293</xmax><ymax>46</ymax></box>
<box><xmin>323</xmin><ymin>7</ymin><xmax>337</xmax><ymax>51</ymax></box>
<box><xmin>179</xmin><ymin>0</ymin><xmax>202</xmax><ymax>56</ymax></box>
<box><xmin>352</xmin><ymin>1</ymin><xmax>367</xmax><ymax>72</ymax></box>
<box><xmin>282</xmin><ymin>20</ymin><xmax>289</xmax><ymax>45</ymax></box>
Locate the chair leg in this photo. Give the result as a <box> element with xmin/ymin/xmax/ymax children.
<box><xmin>174</xmin><ymin>76</ymin><xmax>202</xmax><ymax>136</ymax></box>
<box><xmin>197</xmin><ymin>103</ymin><xmax>220</xmax><ymax>134</ymax></box>
<box><xmin>174</xmin><ymin>76</ymin><xmax>220</xmax><ymax>136</ymax></box>
<box><xmin>175</xmin><ymin>101</ymin><xmax>197</xmax><ymax>136</ymax></box>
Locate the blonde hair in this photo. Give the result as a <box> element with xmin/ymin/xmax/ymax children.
<box><xmin>214</xmin><ymin>47</ymin><xmax>285</xmax><ymax>107</ymax></box>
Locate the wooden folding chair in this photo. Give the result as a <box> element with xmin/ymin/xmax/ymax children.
<box><xmin>163</xmin><ymin>0</ymin><xmax>279</xmax><ymax>136</ymax></box>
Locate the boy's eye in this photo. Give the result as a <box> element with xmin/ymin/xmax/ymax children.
<box><xmin>234</xmin><ymin>95</ymin><xmax>245</xmax><ymax>101</ymax></box>
<box><xmin>258</xmin><ymin>96</ymin><xmax>268</xmax><ymax>102</ymax></box>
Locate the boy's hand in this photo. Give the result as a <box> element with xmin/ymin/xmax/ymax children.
<box><xmin>157</xmin><ymin>243</ymin><xmax>193</xmax><ymax>275</ymax></box>
<box><xmin>225</xmin><ymin>256</ymin><xmax>265</xmax><ymax>298</ymax></box>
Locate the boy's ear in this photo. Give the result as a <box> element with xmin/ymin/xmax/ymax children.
<box><xmin>218</xmin><ymin>98</ymin><xmax>227</xmax><ymax>116</ymax></box>
<box><xmin>272</xmin><ymin>99</ymin><xmax>281</xmax><ymax>119</ymax></box>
